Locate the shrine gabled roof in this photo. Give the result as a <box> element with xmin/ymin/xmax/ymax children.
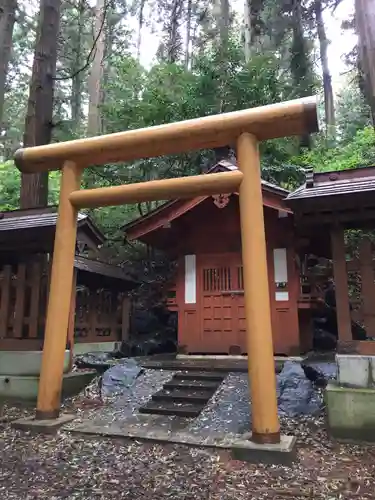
<box><xmin>286</xmin><ymin>166</ymin><xmax>375</xmax><ymax>203</ymax></box>
<box><xmin>74</xmin><ymin>255</ymin><xmax>138</xmax><ymax>288</ymax></box>
<box><xmin>123</xmin><ymin>159</ymin><xmax>291</xmax><ymax>239</ymax></box>
<box><xmin>207</xmin><ymin>159</ymin><xmax>290</xmax><ymax>196</ymax></box>
<box><xmin>0</xmin><ymin>206</ymin><xmax>105</xmax><ymax>245</ymax></box>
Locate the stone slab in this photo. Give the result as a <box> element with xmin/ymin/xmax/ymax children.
<box><xmin>0</xmin><ymin>350</ymin><xmax>70</xmax><ymax>376</ymax></box>
<box><xmin>73</xmin><ymin>342</ymin><xmax>121</xmax><ymax>356</ymax></box>
<box><xmin>68</xmin><ymin>421</ymin><xmax>296</xmax><ymax>465</ymax></box>
<box><xmin>336</xmin><ymin>355</ymin><xmax>372</xmax><ymax>388</ymax></box>
<box><xmin>141</xmin><ymin>358</ymin><xmax>285</xmax><ymax>374</ymax></box>
<box><xmin>325</xmin><ymin>381</ymin><xmax>375</xmax><ymax>442</ymax></box>
<box><xmin>12</xmin><ymin>414</ymin><xmax>75</xmax><ymax>434</ymax></box>
<box><xmin>231</xmin><ymin>434</ymin><xmax>297</xmax><ymax>466</ymax></box>
<box><xmin>0</xmin><ymin>371</ymin><xmax>96</xmax><ymax>402</ymax></box>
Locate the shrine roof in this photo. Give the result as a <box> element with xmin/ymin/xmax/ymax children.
<box><xmin>0</xmin><ymin>206</ymin><xmax>105</xmax><ymax>245</ymax></box>
<box><xmin>286</xmin><ymin>166</ymin><xmax>375</xmax><ymax>203</ymax></box>
<box><xmin>123</xmin><ymin>159</ymin><xmax>291</xmax><ymax>239</ymax></box>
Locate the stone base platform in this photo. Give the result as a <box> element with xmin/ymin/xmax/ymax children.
<box><xmin>68</xmin><ymin>420</ymin><xmax>296</xmax><ymax>465</ymax></box>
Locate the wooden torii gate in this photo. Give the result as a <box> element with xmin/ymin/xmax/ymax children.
<box><xmin>14</xmin><ymin>97</ymin><xmax>318</xmax><ymax>444</ymax></box>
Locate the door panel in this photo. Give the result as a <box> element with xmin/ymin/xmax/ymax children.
<box><xmin>199</xmin><ymin>254</ymin><xmax>245</xmax><ymax>353</ymax></box>
<box><xmin>196</xmin><ymin>247</ymin><xmax>298</xmax><ymax>355</ymax></box>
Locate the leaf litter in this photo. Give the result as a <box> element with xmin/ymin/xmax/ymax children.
<box><xmin>0</xmin><ymin>368</ymin><xmax>374</xmax><ymax>499</ymax></box>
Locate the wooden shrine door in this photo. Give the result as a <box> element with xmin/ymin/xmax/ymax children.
<box><xmin>198</xmin><ymin>253</ymin><xmax>246</xmax><ymax>353</ymax></box>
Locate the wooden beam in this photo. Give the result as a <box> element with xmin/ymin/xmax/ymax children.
<box><xmin>237</xmin><ymin>132</ymin><xmax>280</xmax><ymax>444</ymax></box>
<box><xmin>69</xmin><ymin>170</ymin><xmax>244</xmax><ymax>209</ymax></box>
<box><xmin>295</xmin><ymin>208</ymin><xmax>375</xmax><ymax>227</ymax></box>
<box><xmin>13</xmin><ymin>263</ymin><xmax>26</xmax><ymax>338</ymax></box>
<box><xmin>36</xmin><ymin>161</ymin><xmax>82</xmax><ymax>419</ymax></box>
<box><xmin>121</xmin><ymin>296</ymin><xmax>130</xmax><ymax>342</ymax></box>
<box><xmin>29</xmin><ymin>259</ymin><xmax>42</xmax><ymax>338</ymax></box>
<box><xmin>0</xmin><ymin>265</ymin><xmax>12</xmax><ymax>339</ymax></box>
<box><xmin>330</xmin><ymin>227</ymin><xmax>352</xmax><ymax>342</ymax></box>
<box><xmin>14</xmin><ymin>96</ymin><xmax>318</xmax><ymax>173</ymax></box>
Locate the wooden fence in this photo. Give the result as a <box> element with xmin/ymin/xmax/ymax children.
<box><xmin>0</xmin><ymin>257</ymin><xmax>129</xmax><ymax>350</ymax></box>
<box><xmin>343</xmin><ymin>237</ymin><xmax>375</xmax><ymax>337</ymax></box>
<box><xmin>75</xmin><ymin>287</ymin><xmax>128</xmax><ymax>343</ymax></box>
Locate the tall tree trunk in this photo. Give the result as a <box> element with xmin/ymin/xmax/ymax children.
<box><xmin>20</xmin><ymin>0</ymin><xmax>61</xmax><ymax>209</ymax></box>
<box><xmin>356</xmin><ymin>0</ymin><xmax>375</xmax><ymax>125</ymax></box>
<box><xmin>101</xmin><ymin>4</ymin><xmax>118</xmax><ymax>134</ymax></box>
<box><xmin>213</xmin><ymin>0</ymin><xmax>230</xmax><ymax>113</ymax></box>
<box><xmin>244</xmin><ymin>0</ymin><xmax>264</xmax><ymax>62</ymax></box>
<box><xmin>243</xmin><ymin>0</ymin><xmax>251</xmax><ymax>63</ymax></box>
<box><xmin>214</xmin><ymin>0</ymin><xmax>229</xmax><ymax>50</ymax></box>
<box><xmin>314</xmin><ymin>0</ymin><xmax>335</xmax><ymax>136</ymax></box>
<box><xmin>290</xmin><ymin>0</ymin><xmax>312</xmax><ymax>149</ymax></box>
<box><xmin>137</xmin><ymin>0</ymin><xmax>145</xmax><ymax>61</ymax></box>
<box><xmin>184</xmin><ymin>0</ymin><xmax>192</xmax><ymax>68</ymax></box>
<box><xmin>71</xmin><ymin>0</ymin><xmax>85</xmax><ymax>133</ymax></box>
<box><xmin>167</xmin><ymin>0</ymin><xmax>182</xmax><ymax>63</ymax></box>
<box><xmin>0</xmin><ymin>0</ymin><xmax>17</xmax><ymax>131</ymax></box>
<box><xmin>87</xmin><ymin>0</ymin><xmax>105</xmax><ymax>136</ymax></box>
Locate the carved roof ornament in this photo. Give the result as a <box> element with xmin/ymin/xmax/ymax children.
<box><xmin>212</xmin><ymin>193</ymin><xmax>230</xmax><ymax>209</ymax></box>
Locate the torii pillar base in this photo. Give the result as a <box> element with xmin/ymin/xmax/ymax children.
<box><xmin>231</xmin><ymin>433</ymin><xmax>297</xmax><ymax>466</ymax></box>
<box><xmin>12</xmin><ymin>413</ymin><xmax>75</xmax><ymax>435</ymax></box>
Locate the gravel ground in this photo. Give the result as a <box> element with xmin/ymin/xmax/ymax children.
<box><xmin>188</xmin><ymin>370</ymin><xmax>326</xmax><ymax>436</ymax></box>
<box><xmin>1</xmin><ymin>365</ymin><xmax>375</xmax><ymax>499</ymax></box>
<box><xmin>70</xmin><ymin>369</ymin><xmax>174</xmax><ymax>428</ymax></box>
<box><xmin>188</xmin><ymin>373</ymin><xmax>250</xmax><ymax>435</ymax></box>
<box><xmin>70</xmin><ymin>368</ymin><xmax>329</xmax><ymax>438</ymax></box>
<box><xmin>1</xmin><ymin>407</ymin><xmax>375</xmax><ymax>499</ymax></box>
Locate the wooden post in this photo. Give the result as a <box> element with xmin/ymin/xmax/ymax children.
<box><xmin>330</xmin><ymin>226</ymin><xmax>352</xmax><ymax>342</ymax></box>
<box><xmin>36</xmin><ymin>160</ymin><xmax>82</xmax><ymax>419</ymax></box>
<box><xmin>236</xmin><ymin>133</ymin><xmax>280</xmax><ymax>444</ymax></box>
<box><xmin>359</xmin><ymin>237</ymin><xmax>375</xmax><ymax>337</ymax></box>
<box><xmin>67</xmin><ymin>268</ymin><xmax>77</xmax><ymax>371</ymax></box>
<box><xmin>121</xmin><ymin>295</ymin><xmax>131</xmax><ymax>342</ymax></box>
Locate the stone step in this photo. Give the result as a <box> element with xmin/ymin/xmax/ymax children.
<box><xmin>174</xmin><ymin>371</ymin><xmax>225</xmax><ymax>382</ymax></box>
<box><xmin>141</xmin><ymin>360</ymin><xmax>244</xmax><ymax>372</ymax></box>
<box><xmin>152</xmin><ymin>388</ymin><xmax>212</xmax><ymax>404</ymax></box>
<box><xmin>164</xmin><ymin>379</ymin><xmax>219</xmax><ymax>391</ymax></box>
<box><xmin>139</xmin><ymin>400</ymin><xmax>204</xmax><ymax>418</ymax></box>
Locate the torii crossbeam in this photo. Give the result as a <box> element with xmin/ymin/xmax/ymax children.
<box><xmin>14</xmin><ymin>96</ymin><xmax>319</xmax><ymax>444</ymax></box>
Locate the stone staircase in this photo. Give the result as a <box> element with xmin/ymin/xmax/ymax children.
<box><xmin>139</xmin><ymin>371</ymin><xmax>226</xmax><ymax>418</ymax></box>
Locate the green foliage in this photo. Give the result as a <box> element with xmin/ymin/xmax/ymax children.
<box><xmin>0</xmin><ymin>0</ymin><xmax>372</xmax><ymax>267</ymax></box>
<box><xmin>0</xmin><ymin>162</ymin><xmax>20</xmax><ymax>211</ymax></box>
<box><xmin>294</xmin><ymin>127</ymin><xmax>375</xmax><ymax>172</ymax></box>
<box><xmin>336</xmin><ymin>77</ymin><xmax>372</xmax><ymax>143</ymax></box>
<box><xmin>90</xmin><ymin>45</ymin><xmax>305</xmax><ymax>231</ymax></box>
<box><xmin>0</xmin><ymin>161</ymin><xmax>60</xmax><ymax>211</ymax></box>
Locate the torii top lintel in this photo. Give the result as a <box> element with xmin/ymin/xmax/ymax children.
<box><xmin>14</xmin><ymin>96</ymin><xmax>319</xmax><ymax>174</ymax></box>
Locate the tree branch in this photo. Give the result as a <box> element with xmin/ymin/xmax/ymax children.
<box><xmin>54</xmin><ymin>0</ymin><xmax>108</xmax><ymax>81</ymax></box>
<box><xmin>331</xmin><ymin>0</ymin><xmax>343</xmax><ymax>14</ymax></box>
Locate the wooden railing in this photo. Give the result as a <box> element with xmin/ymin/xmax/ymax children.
<box><xmin>0</xmin><ymin>258</ymin><xmax>49</xmax><ymax>350</ymax></box>
<box><xmin>75</xmin><ymin>287</ymin><xmax>126</xmax><ymax>343</ymax></box>
<box><xmin>0</xmin><ymin>258</ymin><xmax>128</xmax><ymax>350</ymax></box>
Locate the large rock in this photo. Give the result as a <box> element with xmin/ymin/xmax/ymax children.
<box><xmin>75</xmin><ymin>352</ymin><xmax>118</xmax><ymax>372</ymax></box>
<box><xmin>101</xmin><ymin>358</ymin><xmax>143</xmax><ymax>397</ymax></box>
<box><xmin>312</xmin><ymin>328</ymin><xmax>337</xmax><ymax>351</ymax></box>
<box><xmin>130</xmin><ymin>309</ymin><xmax>161</xmax><ymax>336</ymax></box>
<box><xmin>277</xmin><ymin>361</ymin><xmax>322</xmax><ymax>417</ymax></box>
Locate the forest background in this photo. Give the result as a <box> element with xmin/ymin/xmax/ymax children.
<box><xmin>1</xmin><ymin>0</ymin><xmax>375</xmax><ymax>267</ymax></box>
